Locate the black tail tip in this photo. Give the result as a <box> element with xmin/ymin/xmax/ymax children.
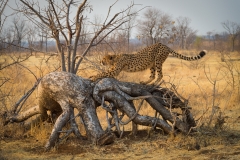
<box><xmin>199</xmin><ymin>50</ymin><xmax>207</xmax><ymax>57</ymax></box>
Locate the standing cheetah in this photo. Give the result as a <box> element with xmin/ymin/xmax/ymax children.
<box><xmin>91</xmin><ymin>43</ymin><xmax>206</xmax><ymax>84</ymax></box>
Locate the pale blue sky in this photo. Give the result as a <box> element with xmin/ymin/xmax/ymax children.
<box><xmin>88</xmin><ymin>0</ymin><xmax>240</xmax><ymax>35</ymax></box>
<box><xmin>3</xmin><ymin>0</ymin><xmax>240</xmax><ymax>36</ymax></box>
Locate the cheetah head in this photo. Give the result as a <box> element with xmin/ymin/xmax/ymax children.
<box><xmin>101</xmin><ymin>55</ymin><xmax>117</xmax><ymax>66</ymax></box>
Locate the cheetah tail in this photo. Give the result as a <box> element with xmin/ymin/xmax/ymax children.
<box><xmin>172</xmin><ymin>50</ymin><xmax>207</xmax><ymax>61</ymax></box>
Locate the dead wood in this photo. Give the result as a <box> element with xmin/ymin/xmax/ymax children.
<box><xmin>93</xmin><ymin>78</ymin><xmax>196</xmax><ymax>133</ymax></box>
<box><xmin>3</xmin><ymin>71</ymin><xmax>196</xmax><ymax>150</ymax></box>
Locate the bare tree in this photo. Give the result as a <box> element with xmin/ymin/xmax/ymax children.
<box><xmin>17</xmin><ymin>0</ymin><xmax>140</xmax><ymax>74</ymax></box>
<box><xmin>137</xmin><ymin>8</ymin><xmax>175</xmax><ymax>46</ymax></box>
<box><xmin>175</xmin><ymin>17</ymin><xmax>197</xmax><ymax>49</ymax></box>
<box><xmin>11</xmin><ymin>17</ymin><xmax>27</xmax><ymax>51</ymax></box>
<box><xmin>206</xmin><ymin>31</ymin><xmax>213</xmax><ymax>50</ymax></box>
<box><xmin>36</xmin><ymin>23</ymin><xmax>50</xmax><ymax>52</ymax></box>
<box><xmin>206</xmin><ymin>31</ymin><xmax>219</xmax><ymax>50</ymax></box>
<box><xmin>1</xmin><ymin>27</ymin><xmax>14</xmax><ymax>52</ymax></box>
<box><xmin>221</xmin><ymin>20</ymin><xmax>240</xmax><ymax>52</ymax></box>
<box><xmin>26</xmin><ymin>23</ymin><xmax>38</xmax><ymax>51</ymax></box>
<box><xmin>124</xmin><ymin>8</ymin><xmax>137</xmax><ymax>53</ymax></box>
<box><xmin>213</xmin><ymin>33</ymin><xmax>220</xmax><ymax>50</ymax></box>
<box><xmin>0</xmin><ymin>0</ymin><xmax>9</xmax><ymax>51</ymax></box>
<box><xmin>194</xmin><ymin>36</ymin><xmax>203</xmax><ymax>50</ymax></box>
<box><xmin>206</xmin><ymin>31</ymin><xmax>227</xmax><ymax>51</ymax></box>
<box><xmin>185</xmin><ymin>31</ymin><xmax>197</xmax><ymax>49</ymax></box>
<box><xmin>0</xmin><ymin>0</ymin><xmax>8</xmax><ymax>34</ymax></box>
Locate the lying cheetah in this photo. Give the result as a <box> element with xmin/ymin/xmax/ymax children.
<box><xmin>91</xmin><ymin>43</ymin><xmax>206</xmax><ymax>84</ymax></box>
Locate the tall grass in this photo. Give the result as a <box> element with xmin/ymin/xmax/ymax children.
<box><xmin>0</xmin><ymin>50</ymin><xmax>239</xmax><ymax>140</ymax></box>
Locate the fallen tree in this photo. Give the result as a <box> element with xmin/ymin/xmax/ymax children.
<box><xmin>3</xmin><ymin>71</ymin><xmax>196</xmax><ymax>151</ymax></box>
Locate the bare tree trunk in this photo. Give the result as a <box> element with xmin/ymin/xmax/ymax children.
<box><xmin>4</xmin><ymin>71</ymin><xmax>196</xmax><ymax>150</ymax></box>
<box><xmin>5</xmin><ymin>72</ymin><xmax>114</xmax><ymax>150</ymax></box>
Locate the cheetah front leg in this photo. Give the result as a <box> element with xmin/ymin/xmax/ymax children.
<box><xmin>90</xmin><ymin>65</ymin><xmax>123</xmax><ymax>81</ymax></box>
<box><xmin>140</xmin><ymin>67</ymin><xmax>156</xmax><ymax>84</ymax></box>
<box><xmin>154</xmin><ymin>64</ymin><xmax>163</xmax><ymax>85</ymax></box>
<box><xmin>90</xmin><ymin>72</ymin><xmax>113</xmax><ymax>81</ymax></box>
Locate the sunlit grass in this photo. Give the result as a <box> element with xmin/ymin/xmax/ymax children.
<box><xmin>0</xmin><ymin>50</ymin><xmax>240</xmax><ymax>139</ymax></box>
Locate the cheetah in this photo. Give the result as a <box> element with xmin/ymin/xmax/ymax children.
<box><xmin>91</xmin><ymin>43</ymin><xmax>206</xmax><ymax>84</ymax></box>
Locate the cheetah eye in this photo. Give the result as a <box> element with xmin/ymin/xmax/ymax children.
<box><xmin>109</xmin><ymin>56</ymin><xmax>113</xmax><ymax>60</ymax></box>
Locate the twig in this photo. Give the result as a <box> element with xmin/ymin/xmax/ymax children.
<box><xmin>152</xmin><ymin>111</ymin><xmax>160</xmax><ymax>129</ymax></box>
<box><xmin>106</xmin><ymin>108</ymin><xmax>112</xmax><ymax>131</ymax></box>
<box><xmin>119</xmin><ymin>99</ymin><xmax>144</xmax><ymax>125</ymax></box>
<box><xmin>17</xmin><ymin>63</ymin><xmax>38</xmax><ymax>81</ymax></box>
<box><xmin>0</xmin><ymin>78</ymin><xmax>10</xmax><ymax>88</ymax></box>
<box><xmin>1</xmin><ymin>41</ymin><xmax>57</xmax><ymax>56</ymax></box>
<box><xmin>75</xmin><ymin>54</ymin><xmax>105</xmax><ymax>72</ymax></box>
<box><xmin>0</xmin><ymin>52</ymin><xmax>32</xmax><ymax>70</ymax></box>
<box><xmin>12</xmin><ymin>78</ymin><xmax>41</xmax><ymax>114</ymax></box>
<box><xmin>101</xmin><ymin>95</ymin><xmax>114</xmax><ymax>113</ymax></box>
<box><xmin>112</xmin><ymin>107</ymin><xmax>122</xmax><ymax>135</ymax></box>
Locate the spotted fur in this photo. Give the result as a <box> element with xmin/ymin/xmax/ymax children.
<box><xmin>91</xmin><ymin>43</ymin><xmax>206</xmax><ymax>84</ymax></box>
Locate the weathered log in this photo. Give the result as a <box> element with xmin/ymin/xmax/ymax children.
<box><xmin>39</xmin><ymin>72</ymin><xmax>116</xmax><ymax>150</ymax></box>
<box><xmin>101</xmin><ymin>91</ymin><xmax>172</xmax><ymax>133</ymax></box>
<box><xmin>4</xmin><ymin>71</ymin><xmax>196</xmax><ymax>150</ymax></box>
<box><xmin>93</xmin><ymin>78</ymin><xmax>196</xmax><ymax>133</ymax></box>
<box><xmin>5</xmin><ymin>72</ymin><xmax>114</xmax><ymax>150</ymax></box>
<box><xmin>4</xmin><ymin>105</ymin><xmax>40</xmax><ymax>124</ymax></box>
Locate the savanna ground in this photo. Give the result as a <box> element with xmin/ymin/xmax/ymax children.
<box><xmin>0</xmin><ymin>50</ymin><xmax>240</xmax><ymax>159</ymax></box>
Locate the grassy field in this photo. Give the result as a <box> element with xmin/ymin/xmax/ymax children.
<box><xmin>0</xmin><ymin>50</ymin><xmax>240</xmax><ymax>159</ymax></box>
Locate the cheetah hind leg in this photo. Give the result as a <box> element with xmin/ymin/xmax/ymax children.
<box><xmin>140</xmin><ymin>76</ymin><xmax>163</xmax><ymax>85</ymax></box>
<box><xmin>152</xmin><ymin>63</ymin><xmax>163</xmax><ymax>85</ymax></box>
<box><xmin>140</xmin><ymin>67</ymin><xmax>156</xmax><ymax>84</ymax></box>
<box><xmin>140</xmin><ymin>77</ymin><xmax>155</xmax><ymax>84</ymax></box>
<box><xmin>152</xmin><ymin>69</ymin><xmax>163</xmax><ymax>85</ymax></box>
<box><xmin>153</xmin><ymin>76</ymin><xmax>163</xmax><ymax>85</ymax></box>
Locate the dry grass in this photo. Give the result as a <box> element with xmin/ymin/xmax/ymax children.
<box><xmin>0</xmin><ymin>50</ymin><xmax>240</xmax><ymax>159</ymax></box>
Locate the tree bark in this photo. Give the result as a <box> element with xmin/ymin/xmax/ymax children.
<box><xmin>4</xmin><ymin>71</ymin><xmax>196</xmax><ymax>150</ymax></box>
<box><xmin>93</xmin><ymin>78</ymin><xmax>195</xmax><ymax>133</ymax></box>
